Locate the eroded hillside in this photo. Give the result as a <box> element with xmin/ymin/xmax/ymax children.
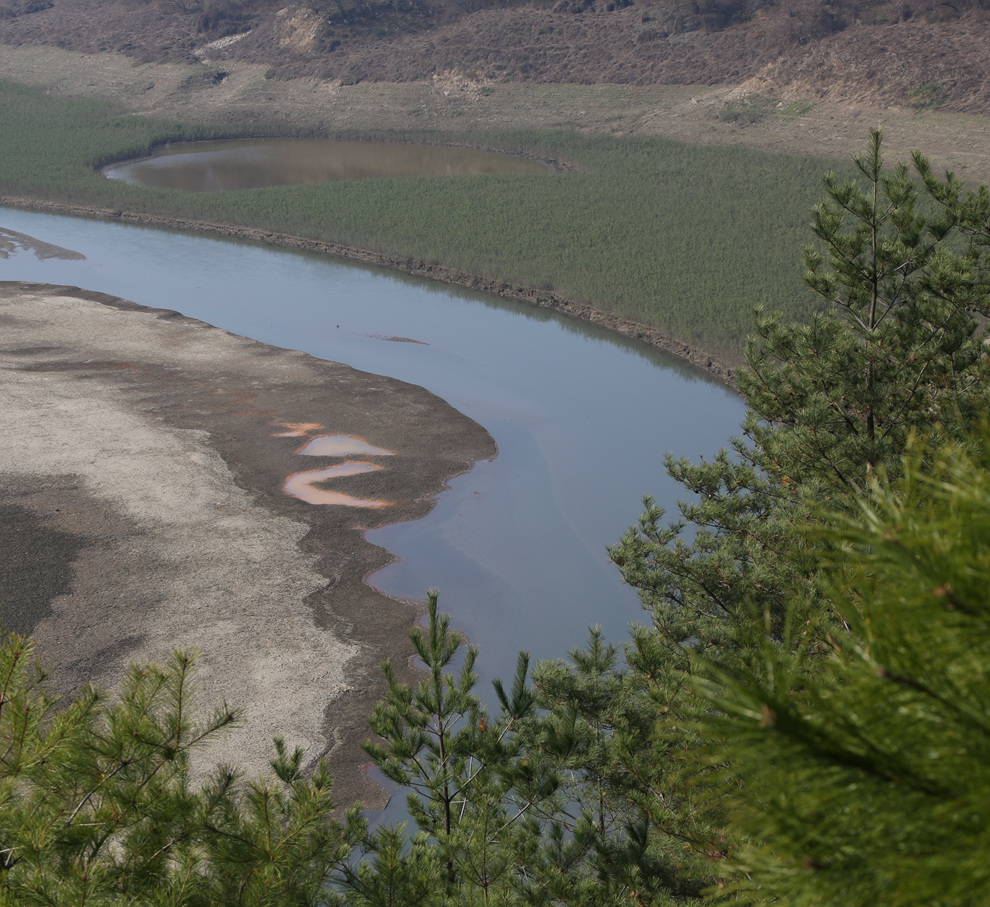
<box><xmin>1</xmin><ymin>0</ymin><xmax>989</xmax><ymax>113</ymax></box>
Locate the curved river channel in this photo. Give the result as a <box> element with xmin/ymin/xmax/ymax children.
<box><xmin>0</xmin><ymin>204</ymin><xmax>744</xmax><ymax>704</ymax></box>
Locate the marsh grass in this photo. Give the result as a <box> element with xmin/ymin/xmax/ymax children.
<box><xmin>0</xmin><ymin>80</ymin><xmax>841</xmax><ymax>364</ymax></box>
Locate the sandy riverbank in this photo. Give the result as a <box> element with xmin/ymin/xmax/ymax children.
<box><xmin>0</xmin><ymin>281</ymin><xmax>495</xmax><ymax>805</ymax></box>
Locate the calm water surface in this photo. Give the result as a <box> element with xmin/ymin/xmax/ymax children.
<box><xmin>0</xmin><ymin>206</ymin><xmax>744</xmax><ymax>688</ymax></box>
<box><xmin>104</xmin><ymin>138</ymin><xmax>549</xmax><ymax>192</ymax></box>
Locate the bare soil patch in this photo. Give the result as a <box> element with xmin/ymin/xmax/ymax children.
<box><xmin>3</xmin><ymin>0</ymin><xmax>990</xmax><ymax>118</ymax></box>
<box><xmin>0</xmin><ymin>281</ymin><xmax>495</xmax><ymax>805</ymax></box>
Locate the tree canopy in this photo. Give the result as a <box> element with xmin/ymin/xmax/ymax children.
<box><xmin>0</xmin><ymin>640</ymin><xmax>352</xmax><ymax>906</ymax></box>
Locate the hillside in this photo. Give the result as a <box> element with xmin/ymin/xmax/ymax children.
<box><xmin>1</xmin><ymin>0</ymin><xmax>989</xmax><ymax>115</ymax></box>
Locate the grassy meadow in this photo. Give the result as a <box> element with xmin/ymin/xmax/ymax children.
<box><xmin>0</xmin><ymin>79</ymin><xmax>844</xmax><ymax>365</ymax></box>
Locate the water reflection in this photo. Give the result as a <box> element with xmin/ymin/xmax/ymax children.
<box><xmin>283</xmin><ymin>462</ymin><xmax>393</xmax><ymax>508</ymax></box>
<box><xmin>0</xmin><ymin>227</ymin><xmax>85</xmax><ymax>261</ymax></box>
<box><xmin>273</xmin><ymin>425</ymin><xmax>397</xmax><ymax>507</ymax></box>
<box><xmin>104</xmin><ymin>138</ymin><xmax>550</xmax><ymax>192</ymax></box>
<box><xmin>297</xmin><ymin>435</ymin><xmax>395</xmax><ymax>458</ymax></box>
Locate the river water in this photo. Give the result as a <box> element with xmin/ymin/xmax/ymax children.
<box><xmin>0</xmin><ymin>205</ymin><xmax>744</xmax><ymax>691</ymax></box>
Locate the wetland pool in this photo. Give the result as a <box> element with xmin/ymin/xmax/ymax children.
<box><xmin>103</xmin><ymin>138</ymin><xmax>550</xmax><ymax>192</ymax></box>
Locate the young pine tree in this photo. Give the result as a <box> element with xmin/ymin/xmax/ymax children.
<box><xmin>611</xmin><ymin>128</ymin><xmax>990</xmax><ymax>658</ymax></box>
<box><xmin>356</xmin><ymin>591</ymin><xmax>559</xmax><ymax>907</ymax></box>
<box><xmin>601</xmin><ymin>130</ymin><xmax>990</xmax><ymax>899</ymax></box>
<box><xmin>0</xmin><ymin>640</ymin><xmax>350</xmax><ymax>907</ymax></box>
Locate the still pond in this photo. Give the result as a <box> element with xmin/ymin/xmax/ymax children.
<box><xmin>104</xmin><ymin>138</ymin><xmax>550</xmax><ymax>192</ymax></box>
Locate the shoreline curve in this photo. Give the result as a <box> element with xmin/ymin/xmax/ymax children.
<box><xmin>0</xmin><ymin>280</ymin><xmax>497</xmax><ymax>807</ymax></box>
<box><xmin>0</xmin><ymin>195</ymin><xmax>740</xmax><ymax>390</ymax></box>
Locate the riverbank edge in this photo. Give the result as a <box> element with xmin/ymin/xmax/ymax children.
<box><xmin>1</xmin><ymin>194</ymin><xmax>740</xmax><ymax>390</ymax></box>
<box><xmin>0</xmin><ymin>280</ymin><xmax>498</xmax><ymax>807</ymax></box>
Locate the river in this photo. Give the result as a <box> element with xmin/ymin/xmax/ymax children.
<box><xmin>0</xmin><ymin>205</ymin><xmax>744</xmax><ymax>693</ymax></box>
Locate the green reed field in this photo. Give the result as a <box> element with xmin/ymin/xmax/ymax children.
<box><xmin>0</xmin><ymin>79</ymin><xmax>843</xmax><ymax>365</ymax></box>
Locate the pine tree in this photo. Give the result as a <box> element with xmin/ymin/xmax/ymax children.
<box><xmin>693</xmin><ymin>429</ymin><xmax>990</xmax><ymax>905</ymax></box>
<box><xmin>345</xmin><ymin>133</ymin><xmax>990</xmax><ymax>905</ymax></box>
<box><xmin>611</xmin><ymin>129</ymin><xmax>990</xmax><ymax>660</ymax></box>
<box><xmin>0</xmin><ymin>639</ymin><xmax>350</xmax><ymax>906</ymax></box>
<box><xmin>599</xmin><ymin>130</ymin><xmax>990</xmax><ymax>900</ymax></box>
<box><xmin>354</xmin><ymin>599</ymin><xmax>711</xmax><ymax>906</ymax></box>
<box><xmin>355</xmin><ymin>590</ymin><xmax>559</xmax><ymax>907</ymax></box>
<box><xmin>532</xmin><ymin>628</ymin><xmax>717</xmax><ymax>905</ymax></box>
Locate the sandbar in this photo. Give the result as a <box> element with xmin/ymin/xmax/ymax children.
<box><xmin>0</xmin><ymin>281</ymin><xmax>495</xmax><ymax>804</ymax></box>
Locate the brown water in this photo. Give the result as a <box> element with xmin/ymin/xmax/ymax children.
<box><xmin>103</xmin><ymin>138</ymin><xmax>549</xmax><ymax>192</ymax></box>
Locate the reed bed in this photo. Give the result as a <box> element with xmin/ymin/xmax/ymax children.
<box><xmin>0</xmin><ymin>81</ymin><xmax>842</xmax><ymax>364</ymax></box>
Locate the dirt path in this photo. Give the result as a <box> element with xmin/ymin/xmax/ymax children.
<box><xmin>0</xmin><ymin>281</ymin><xmax>495</xmax><ymax>804</ymax></box>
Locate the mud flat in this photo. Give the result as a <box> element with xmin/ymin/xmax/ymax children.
<box><xmin>0</xmin><ymin>281</ymin><xmax>495</xmax><ymax>805</ymax></box>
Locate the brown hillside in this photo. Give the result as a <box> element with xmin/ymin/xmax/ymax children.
<box><xmin>0</xmin><ymin>0</ymin><xmax>989</xmax><ymax>113</ymax></box>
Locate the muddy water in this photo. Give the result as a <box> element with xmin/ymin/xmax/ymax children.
<box><xmin>0</xmin><ymin>206</ymin><xmax>744</xmax><ymax>689</ymax></box>
<box><xmin>104</xmin><ymin>138</ymin><xmax>549</xmax><ymax>191</ymax></box>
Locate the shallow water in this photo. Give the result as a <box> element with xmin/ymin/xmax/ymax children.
<box><xmin>0</xmin><ymin>206</ymin><xmax>744</xmax><ymax>688</ymax></box>
<box><xmin>284</xmin><ymin>462</ymin><xmax>392</xmax><ymax>508</ymax></box>
<box><xmin>104</xmin><ymin>138</ymin><xmax>549</xmax><ymax>191</ymax></box>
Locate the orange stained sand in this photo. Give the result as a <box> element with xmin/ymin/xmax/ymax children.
<box><xmin>270</xmin><ymin>422</ymin><xmax>325</xmax><ymax>437</ymax></box>
<box><xmin>283</xmin><ymin>461</ymin><xmax>394</xmax><ymax>508</ymax></box>
<box><xmin>297</xmin><ymin>435</ymin><xmax>395</xmax><ymax>458</ymax></box>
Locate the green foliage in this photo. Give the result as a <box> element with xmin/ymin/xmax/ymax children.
<box><xmin>0</xmin><ymin>637</ymin><xmax>349</xmax><ymax>906</ymax></box>
<box><xmin>606</xmin><ymin>130</ymin><xmax>990</xmax><ymax>900</ymax></box>
<box><xmin>749</xmin><ymin>128</ymin><xmax>990</xmax><ymax>491</ymax></box>
<box><xmin>780</xmin><ymin>99</ymin><xmax>814</xmax><ymax>119</ymax></box>
<box><xmin>353</xmin><ymin>590</ymin><xmax>562</xmax><ymax>906</ymax></box>
<box><xmin>9</xmin><ymin>110</ymin><xmax>990</xmax><ymax>905</ymax></box>
<box><xmin>350</xmin><ymin>593</ymin><xmax>710</xmax><ymax>905</ymax></box>
<box><xmin>532</xmin><ymin>628</ymin><xmax>718</xmax><ymax>904</ymax></box>
<box><xmin>0</xmin><ymin>81</ymin><xmax>268</xmax><ymax>198</ymax></box>
<box><xmin>710</xmin><ymin>96</ymin><xmax>778</xmax><ymax>126</ymax></box>
<box><xmin>907</xmin><ymin>80</ymin><xmax>949</xmax><ymax>109</ymax></box>
<box><xmin>693</xmin><ymin>430</ymin><xmax>990</xmax><ymax>905</ymax></box>
<box><xmin>336</xmin><ymin>129</ymin><xmax>990</xmax><ymax>906</ymax></box>
<box><xmin>612</xmin><ymin>129</ymin><xmax>990</xmax><ymax>660</ymax></box>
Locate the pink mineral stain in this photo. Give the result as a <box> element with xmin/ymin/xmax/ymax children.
<box><xmin>283</xmin><ymin>461</ymin><xmax>394</xmax><ymax>508</ymax></box>
<box><xmin>296</xmin><ymin>435</ymin><xmax>395</xmax><ymax>458</ymax></box>
<box><xmin>270</xmin><ymin>422</ymin><xmax>325</xmax><ymax>438</ymax></box>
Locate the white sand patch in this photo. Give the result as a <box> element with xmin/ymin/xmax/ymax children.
<box><xmin>0</xmin><ymin>291</ymin><xmax>357</xmax><ymax>778</ymax></box>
